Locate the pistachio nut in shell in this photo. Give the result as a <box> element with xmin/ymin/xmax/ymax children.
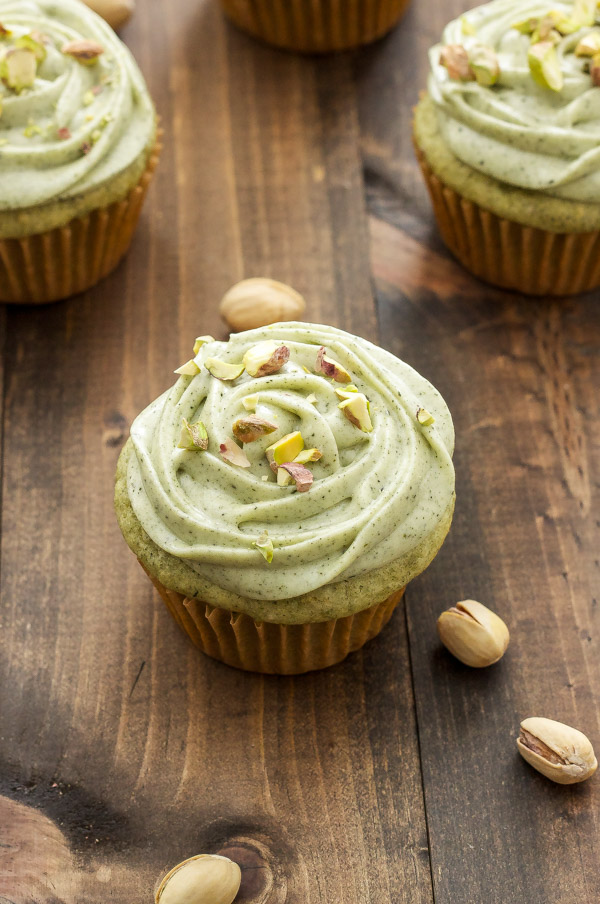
<box><xmin>156</xmin><ymin>853</ymin><xmax>241</xmax><ymax>904</ymax></box>
<box><xmin>437</xmin><ymin>599</ymin><xmax>509</xmax><ymax>667</ymax></box>
<box><xmin>517</xmin><ymin>717</ymin><xmax>597</xmax><ymax>785</ymax></box>
<box><xmin>220</xmin><ymin>277</ymin><xmax>306</xmax><ymax>332</ymax></box>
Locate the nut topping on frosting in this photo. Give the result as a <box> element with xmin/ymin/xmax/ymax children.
<box><xmin>193</xmin><ymin>335</ymin><xmax>214</xmax><ymax>354</ymax></box>
<box><xmin>61</xmin><ymin>38</ymin><xmax>104</xmax><ymax>64</ymax></box>
<box><xmin>219</xmin><ymin>437</ymin><xmax>251</xmax><ymax>468</ymax></box>
<box><xmin>417</xmin><ymin>407</ymin><xmax>435</xmax><ymax>426</ymax></box>
<box><xmin>266</xmin><ymin>431</ymin><xmax>304</xmax><ymax>470</ymax></box>
<box><xmin>174</xmin><ymin>359</ymin><xmax>201</xmax><ymax>376</ymax></box>
<box><xmin>232</xmin><ymin>416</ymin><xmax>277</xmax><ymax>443</ymax></box>
<box><xmin>252</xmin><ymin>531</ymin><xmax>274</xmax><ymax>563</ymax></box>
<box><xmin>243</xmin><ymin>341</ymin><xmax>290</xmax><ymax>378</ymax></box>
<box><xmin>528</xmin><ymin>40</ymin><xmax>564</xmax><ymax>91</ymax></box>
<box><xmin>440</xmin><ymin>44</ymin><xmax>474</xmax><ymax>80</ymax></box>
<box><xmin>315</xmin><ymin>346</ymin><xmax>353</xmax><ymax>382</ymax></box>
<box><xmin>0</xmin><ymin>47</ymin><xmax>37</xmax><ymax>92</ymax></box>
<box><xmin>177</xmin><ymin>418</ymin><xmax>208</xmax><ymax>452</ymax></box>
<box><xmin>338</xmin><ymin>393</ymin><xmax>373</xmax><ymax>432</ymax></box>
<box><xmin>277</xmin><ymin>462</ymin><xmax>313</xmax><ymax>492</ymax></box>
<box><xmin>204</xmin><ymin>358</ymin><xmax>245</xmax><ymax>381</ymax></box>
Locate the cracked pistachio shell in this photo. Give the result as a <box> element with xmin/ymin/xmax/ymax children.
<box><xmin>517</xmin><ymin>717</ymin><xmax>597</xmax><ymax>785</ymax></box>
<box><xmin>156</xmin><ymin>854</ymin><xmax>241</xmax><ymax>904</ymax></box>
<box><xmin>437</xmin><ymin>599</ymin><xmax>509</xmax><ymax>667</ymax></box>
<box><xmin>220</xmin><ymin>278</ymin><xmax>305</xmax><ymax>332</ymax></box>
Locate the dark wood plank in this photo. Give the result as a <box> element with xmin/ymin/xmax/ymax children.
<box><xmin>0</xmin><ymin>3</ymin><xmax>429</xmax><ymax>903</ymax></box>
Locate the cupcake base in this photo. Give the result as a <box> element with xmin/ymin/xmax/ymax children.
<box><xmin>0</xmin><ymin>137</ymin><xmax>162</xmax><ymax>304</ymax></box>
<box><xmin>143</xmin><ymin>563</ymin><xmax>405</xmax><ymax>674</ymax></box>
<box><xmin>415</xmin><ymin>143</ymin><xmax>600</xmax><ymax>296</ymax></box>
<box><xmin>220</xmin><ymin>0</ymin><xmax>411</xmax><ymax>53</ymax></box>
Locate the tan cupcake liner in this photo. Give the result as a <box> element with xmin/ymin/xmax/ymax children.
<box><xmin>220</xmin><ymin>0</ymin><xmax>411</xmax><ymax>53</ymax></box>
<box><xmin>415</xmin><ymin>144</ymin><xmax>600</xmax><ymax>296</ymax></box>
<box><xmin>142</xmin><ymin>563</ymin><xmax>405</xmax><ymax>674</ymax></box>
<box><xmin>0</xmin><ymin>135</ymin><xmax>162</xmax><ymax>304</ymax></box>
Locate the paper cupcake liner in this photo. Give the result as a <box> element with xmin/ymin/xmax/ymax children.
<box><xmin>415</xmin><ymin>144</ymin><xmax>600</xmax><ymax>296</ymax></box>
<box><xmin>220</xmin><ymin>0</ymin><xmax>411</xmax><ymax>53</ymax></box>
<box><xmin>142</xmin><ymin>563</ymin><xmax>405</xmax><ymax>674</ymax></box>
<box><xmin>0</xmin><ymin>136</ymin><xmax>162</xmax><ymax>304</ymax></box>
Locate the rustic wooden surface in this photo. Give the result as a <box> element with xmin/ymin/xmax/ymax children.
<box><xmin>1</xmin><ymin>1</ymin><xmax>599</xmax><ymax>902</ymax></box>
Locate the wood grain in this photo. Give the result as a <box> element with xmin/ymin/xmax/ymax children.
<box><xmin>1</xmin><ymin>0</ymin><xmax>599</xmax><ymax>902</ymax></box>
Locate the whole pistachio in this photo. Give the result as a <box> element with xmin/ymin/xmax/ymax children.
<box><xmin>220</xmin><ymin>278</ymin><xmax>305</xmax><ymax>332</ymax></box>
<box><xmin>437</xmin><ymin>599</ymin><xmax>509</xmax><ymax>667</ymax></box>
<box><xmin>156</xmin><ymin>854</ymin><xmax>241</xmax><ymax>904</ymax></box>
<box><xmin>517</xmin><ymin>717</ymin><xmax>597</xmax><ymax>785</ymax></box>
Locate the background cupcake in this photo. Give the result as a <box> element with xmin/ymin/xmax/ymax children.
<box><xmin>219</xmin><ymin>0</ymin><xmax>412</xmax><ymax>53</ymax></box>
<box><xmin>115</xmin><ymin>322</ymin><xmax>455</xmax><ymax>674</ymax></box>
<box><xmin>414</xmin><ymin>0</ymin><xmax>600</xmax><ymax>295</ymax></box>
<box><xmin>0</xmin><ymin>0</ymin><xmax>159</xmax><ymax>303</ymax></box>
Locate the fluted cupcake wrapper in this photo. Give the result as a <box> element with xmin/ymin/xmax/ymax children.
<box><xmin>220</xmin><ymin>0</ymin><xmax>411</xmax><ymax>52</ymax></box>
<box><xmin>0</xmin><ymin>136</ymin><xmax>162</xmax><ymax>304</ymax></box>
<box><xmin>142</xmin><ymin>563</ymin><xmax>405</xmax><ymax>674</ymax></box>
<box><xmin>415</xmin><ymin>144</ymin><xmax>600</xmax><ymax>297</ymax></box>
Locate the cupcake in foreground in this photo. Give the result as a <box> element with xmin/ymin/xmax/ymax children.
<box><xmin>219</xmin><ymin>0</ymin><xmax>411</xmax><ymax>53</ymax></box>
<box><xmin>0</xmin><ymin>0</ymin><xmax>159</xmax><ymax>303</ymax></box>
<box><xmin>414</xmin><ymin>0</ymin><xmax>600</xmax><ymax>295</ymax></box>
<box><xmin>115</xmin><ymin>321</ymin><xmax>455</xmax><ymax>674</ymax></box>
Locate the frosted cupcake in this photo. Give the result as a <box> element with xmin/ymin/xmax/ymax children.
<box><xmin>414</xmin><ymin>0</ymin><xmax>600</xmax><ymax>295</ymax></box>
<box><xmin>0</xmin><ymin>0</ymin><xmax>159</xmax><ymax>303</ymax></box>
<box><xmin>115</xmin><ymin>322</ymin><xmax>455</xmax><ymax>674</ymax></box>
<box><xmin>219</xmin><ymin>0</ymin><xmax>411</xmax><ymax>53</ymax></box>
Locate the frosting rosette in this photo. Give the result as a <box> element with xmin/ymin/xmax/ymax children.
<box><xmin>428</xmin><ymin>0</ymin><xmax>600</xmax><ymax>201</ymax></box>
<box><xmin>0</xmin><ymin>0</ymin><xmax>155</xmax><ymax>213</ymax></box>
<box><xmin>126</xmin><ymin>323</ymin><xmax>455</xmax><ymax>602</ymax></box>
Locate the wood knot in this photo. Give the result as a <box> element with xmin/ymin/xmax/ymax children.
<box><xmin>217</xmin><ymin>838</ymin><xmax>283</xmax><ymax>903</ymax></box>
<box><xmin>103</xmin><ymin>410</ymin><xmax>129</xmax><ymax>448</ymax></box>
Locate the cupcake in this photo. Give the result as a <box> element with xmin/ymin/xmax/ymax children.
<box><xmin>413</xmin><ymin>0</ymin><xmax>600</xmax><ymax>295</ymax></box>
<box><xmin>219</xmin><ymin>0</ymin><xmax>412</xmax><ymax>53</ymax></box>
<box><xmin>0</xmin><ymin>0</ymin><xmax>159</xmax><ymax>303</ymax></box>
<box><xmin>115</xmin><ymin>322</ymin><xmax>455</xmax><ymax>674</ymax></box>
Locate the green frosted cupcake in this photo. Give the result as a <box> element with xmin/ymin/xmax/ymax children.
<box><xmin>0</xmin><ymin>0</ymin><xmax>159</xmax><ymax>302</ymax></box>
<box><xmin>115</xmin><ymin>321</ymin><xmax>455</xmax><ymax>673</ymax></box>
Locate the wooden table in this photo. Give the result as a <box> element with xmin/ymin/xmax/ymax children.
<box><xmin>1</xmin><ymin>1</ymin><xmax>599</xmax><ymax>902</ymax></box>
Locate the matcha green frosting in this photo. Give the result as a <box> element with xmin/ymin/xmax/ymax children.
<box><xmin>429</xmin><ymin>0</ymin><xmax>600</xmax><ymax>201</ymax></box>
<box><xmin>0</xmin><ymin>0</ymin><xmax>155</xmax><ymax>215</ymax></box>
<box><xmin>125</xmin><ymin>323</ymin><xmax>455</xmax><ymax>603</ymax></box>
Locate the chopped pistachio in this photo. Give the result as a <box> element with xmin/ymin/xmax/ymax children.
<box><xmin>338</xmin><ymin>393</ymin><xmax>373</xmax><ymax>433</ymax></box>
<box><xmin>177</xmin><ymin>418</ymin><xmax>208</xmax><ymax>451</ymax></box>
<box><xmin>232</xmin><ymin>415</ymin><xmax>277</xmax><ymax>443</ymax></box>
<box><xmin>512</xmin><ymin>17</ymin><xmax>538</xmax><ymax>34</ymax></box>
<box><xmin>293</xmin><ymin>448</ymin><xmax>322</xmax><ymax>464</ymax></box>
<box><xmin>468</xmin><ymin>44</ymin><xmax>500</xmax><ymax>85</ymax></box>
<box><xmin>193</xmin><ymin>335</ymin><xmax>214</xmax><ymax>355</ymax></box>
<box><xmin>243</xmin><ymin>341</ymin><xmax>290</xmax><ymax>377</ymax></box>
<box><xmin>305</xmin><ymin>393</ymin><xmax>318</xmax><ymax>405</ymax></box>
<box><xmin>439</xmin><ymin>44</ymin><xmax>474</xmax><ymax>81</ymax></box>
<box><xmin>15</xmin><ymin>33</ymin><xmax>46</xmax><ymax>63</ymax></box>
<box><xmin>460</xmin><ymin>16</ymin><xmax>477</xmax><ymax>36</ymax></box>
<box><xmin>266</xmin><ymin>431</ymin><xmax>304</xmax><ymax>470</ymax></box>
<box><xmin>242</xmin><ymin>394</ymin><xmax>259</xmax><ymax>411</ymax></box>
<box><xmin>575</xmin><ymin>30</ymin><xmax>600</xmax><ymax>56</ymax></box>
<box><xmin>204</xmin><ymin>357</ymin><xmax>244</xmax><ymax>381</ymax></box>
<box><xmin>80</xmin><ymin>141</ymin><xmax>92</xmax><ymax>155</ymax></box>
<box><xmin>23</xmin><ymin>121</ymin><xmax>43</xmax><ymax>137</ymax></box>
<box><xmin>174</xmin><ymin>358</ymin><xmax>201</xmax><ymax>376</ymax></box>
<box><xmin>416</xmin><ymin>407</ymin><xmax>435</xmax><ymax>426</ymax></box>
<box><xmin>335</xmin><ymin>385</ymin><xmax>359</xmax><ymax>401</ymax></box>
<box><xmin>61</xmin><ymin>39</ymin><xmax>104</xmax><ymax>65</ymax></box>
<box><xmin>315</xmin><ymin>346</ymin><xmax>352</xmax><ymax>383</ymax></box>
<box><xmin>219</xmin><ymin>437</ymin><xmax>251</xmax><ymax>468</ymax></box>
<box><xmin>571</xmin><ymin>0</ymin><xmax>597</xmax><ymax>28</ymax></box>
<box><xmin>528</xmin><ymin>41</ymin><xmax>564</xmax><ymax>91</ymax></box>
<box><xmin>0</xmin><ymin>47</ymin><xmax>37</xmax><ymax>92</ymax></box>
<box><xmin>591</xmin><ymin>51</ymin><xmax>600</xmax><ymax>84</ymax></box>
<box><xmin>252</xmin><ymin>532</ymin><xmax>273</xmax><ymax>563</ymax></box>
<box><xmin>277</xmin><ymin>462</ymin><xmax>313</xmax><ymax>493</ymax></box>
<box><xmin>0</xmin><ymin>23</ymin><xmax>11</xmax><ymax>38</ymax></box>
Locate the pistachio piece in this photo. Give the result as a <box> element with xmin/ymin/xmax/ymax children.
<box><xmin>305</xmin><ymin>393</ymin><xmax>317</xmax><ymax>404</ymax></box>
<box><xmin>219</xmin><ymin>437</ymin><xmax>251</xmax><ymax>468</ymax></box>
<box><xmin>242</xmin><ymin>394</ymin><xmax>258</xmax><ymax>411</ymax></box>
<box><xmin>61</xmin><ymin>39</ymin><xmax>104</xmax><ymax>65</ymax></box>
<box><xmin>334</xmin><ymin>384</ymin><xmax>359</xmax><ymax>401</ymax></box>
<box><xmin>315</xmin><ymin>347</ymin><xmax>352</xmax><ymax>383</ymax></box>
<box><xmin>277</xmin><ymin>462</ymin><xmax>313</xmax><ymax>492</ymax></box>
<box><xmin>204</xmin><ymin>358</ymin><xmax>244</xmax><ymax>381</ymax></box>
<box><xmin>517</xmin><ymin>717</ymin><xmax>597</xmax><ymax>785</ymax></box>
<box><xmin>528</xmin><ymin>41</ymin><xmax>564</xmax><ymax>91</ymax></box>
<box><xmin>439</xmin><ymin>44</ymin><xmax>474</xmax><ymax>81</ymax></box>
<box><xmin>0</xmin><ymin>23</ymin><xmax>11</xmax><ymax>38</ymax></box>
<box><xmin>15</xmin><ymin>33</ymin><xmax>46</xmax><ymax>63</ymax></box>
<box><xmin>177</xmin><ymin>418</ymin><xmax>208</xmax><ymax>451</ymax></box>
<box><xmin>338</xmin><ymin>393</ymin><xmax>373</xmax><ymax>432</ymax></box>
<box><xmin>576</xmin><ymin>30</ymin><xmax>600</xmax><ymax>56</ymax></box>
<box><xmin>266</xmin><ymin>431</ymin><xmax>304</xmax><ymax>470</ymax></box>
<box><xmin>460</xmin><ymin>16</ymin><xmax>477</xmax><ymax>36</ymax></box>
<box><xmin>512</xmin><ymin>17</ymin><xmax>538</xmax><ymax>34</ymax></box>
<box><xmin>0</xmin><ymin>47</ymin><xmax>37</xmax><ymax>92</ymax></box>
<box><xmin>532</xmin><ymin>12</ymin><xmax>563</xmax><ymax>43</ymax></box>
<box><xmin>571</xmin><ymin>0</ymin><xmax>597</xmax><ymax>28</ymax></box>
<box><xmin>174</xmin><ymin>359</ymin><xmax>200</xmax><ymax>376</ymax></box>
<box><xmin>591</xmin><ymin>52</ymin><xmax>600</xmax><ymax>85</ymax></box>
<box><xmin>193</xmin><ymin>335</ymin><xmax>214</xmax><ymax>354</ymax></box>
<box><xmin>219</xmin><ymin>277</ymin><xmax>306</xmax><ymax>331</ymax></box>
<box><xmin>416</xmin><ymin>407</ymin><xmax>435</xmax><ymax>426</ymax></box>
<box><xmin>468</xmin><ymin>44</ymin><xmax>500</xmax><ymax>86</ymax></box>
<box><xmin>252</xmin><ymin>532</ymin><xmax>274</xmax><ymax>563</ymax></box>
<box><xmin>243</xmin><ymin>341</ymin><xmax>289</xmax><ymax>378</ymax></box>
<box><xmin>156</xmin><ymin>853</ymin><xmax>241</xmax><ymax>904</ymax></box>
<box><xmin>232</xmin><ymin>415</ymin><xmax>277</xmax><ymax>443</ymax></box>
<box><xmin>293</xmin><ymin>448</ymin><xmax>322</xmax><ymax>464</ymax></box>
<box><xmin>437</xmin><ymin>599</ymin><xmax>509</xmax><ymax>667</ymax></box>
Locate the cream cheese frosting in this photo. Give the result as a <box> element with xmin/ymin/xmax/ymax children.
<box><xmin>126</xmin><ymin>324</ymin><xmax>455</xmax><ymax>602</ymax></box>
<box><xmin>0</xmin><ymin>0</ymin><xmax>155</xmax><ymax>211</ymax></box>
<box><xmin>428</xmin><ymin>0</ymin><xmax>600</xmax><ymax>201</ymax></box>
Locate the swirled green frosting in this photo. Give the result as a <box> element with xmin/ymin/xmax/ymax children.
<box><xmin>428</xmin><ymin>0</ymin><xmax>600</xmax><ymax>201</ymax></box>
<box><xmin>0</xmin><ymin>0</ymin><xmax>155</xmax><ymax>211</ymax></box>
<box><xmin>126</xmin><ymin>324</ymin><xmax>455</xmax><ymax>602</ymax></box>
